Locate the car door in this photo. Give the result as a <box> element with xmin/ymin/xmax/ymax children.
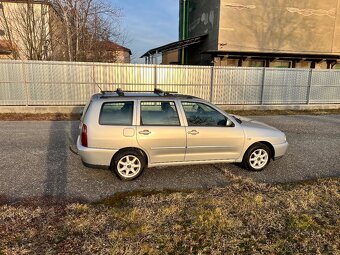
<box><xmin>90</xmin><ymin>100</ymin><xmax>138</xmax><ymax>150</ymax></box>
<box><xmin>136</xmin><ymin>100</ymin><xmax>186</xmax><ymax>164</ymax></box>
<box><xmin>181</xmin><ymin>101</ymin><xmax>245</xmax><ymax>161</ymax></box>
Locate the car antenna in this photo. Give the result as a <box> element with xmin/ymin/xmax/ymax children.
<box><xmin>96</xmin><ymin>83</ymin><xmax>105</xmax><ymax>94</ymax></box>
<box><xmin>91</xmin><ymin>73</ymin><xmax>105</xmax><ymax>94</ymax></box>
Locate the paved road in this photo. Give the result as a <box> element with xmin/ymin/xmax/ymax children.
<box><xmin>0</xmin><ymin>115</ymin><xmax>339</xmax><ymax>202</ymax></box>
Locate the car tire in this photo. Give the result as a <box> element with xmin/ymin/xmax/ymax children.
<box><xmin>112</xmin><ymin>150</ymin><xmax>146</xmax><ymax>181</ymax></box>
<box><xmin>242</xmin><ymin>143</ymin><xmax>271</xmax><ymax>171</ymax></box>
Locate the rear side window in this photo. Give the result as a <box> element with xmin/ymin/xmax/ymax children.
<box><xmin>99</xmin><ymin>101</ymin><xmax>134</xmax><ymax>125</ymax></box>
<box><xmin>141</xmin><ymin>101</ymin><xmax>180</xmax><ymax>126</ymax></box>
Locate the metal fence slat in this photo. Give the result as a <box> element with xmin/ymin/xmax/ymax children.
<box><xmin>0</xmin><ymin>60</ymin><xmax>339</xmax><ymax>106</ymax></box>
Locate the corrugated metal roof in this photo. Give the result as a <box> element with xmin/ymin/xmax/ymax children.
<box><xmin>141</xmin><ymin>34</ymin><xmax>207</xmax><ymax>58</ymax></box>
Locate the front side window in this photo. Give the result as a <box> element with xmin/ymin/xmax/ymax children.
<box><xmin>99</xmin><ymin>101</ymin><xmax>133</xmax><ymax>125</ymax></box>
<box><xmin>182</xmin><ymin>102</ymin><xmax>229</xmax><ymax>127</ymax></box>
<box><xmin>141</xmin><ymin>101</ymin><xmax>180</xmax><ymax>126</ymax></box>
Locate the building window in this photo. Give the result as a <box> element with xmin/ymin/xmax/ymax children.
<box><xmin>333</xmin><ymin>63</ymin><xmax>340</xmax><ymax>69</ymax></box>
<box><xmin>250</xmin><ymin>60</ymin><xmax>265</xmax><ymax>67</ymax></box>
<box><xmin>271</xmin><ymin>61</ymin><xmax>292</xmax><ymax>68</ymax></box>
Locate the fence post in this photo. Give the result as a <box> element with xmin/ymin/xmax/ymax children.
<box><xmin>210</xmin><ymin>66</ymin><xmax>214</xmax><ymax>103</ymax></box>
<box><xmin>92</xmin><ymin>64</ymin><xmax>97</xmax><ymax>95</ymax></box>
<box><xmin>260</xmin><ymin>67</ymin><xmax>266</xmax><ymax>105</ymax></box>
<box><xmin>154</xmin><ymin>65</ymin><xmax>157</xmax><ymax>89</ymax></box>
<box><xmin>21</xmin><ymin>61</ymin><xmax>29</xmax><ymax>106</ymax></box>
<box><xmin>306</xmin><ymin>69</ymin><xmax>313</xmax><ymax>104</ymax></box>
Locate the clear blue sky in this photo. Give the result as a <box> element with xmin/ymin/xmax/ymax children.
<box><xmin>110</xmin><ymin>0</ymin><xmax>179</xmax><ymax>63</ymax></box>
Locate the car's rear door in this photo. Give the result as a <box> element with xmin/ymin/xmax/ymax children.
<box><xmin>89</xmin><ymin>100</ymin><xmax>138</xmax><ymax>150</ymax></box>
<box><xmin>181</xmin><ymin>101</ymin><xmax>244</xmax><ymax>161</ymax></box>
<box><xmin>136</xmin><ymin>100</ymin><xmax>186</xmax><ymax>164</ymax></box>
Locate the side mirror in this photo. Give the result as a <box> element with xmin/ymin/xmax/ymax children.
<box><xmin>226</xmin><ymin>118</ymin><xmax>234</xmax><ymax>127</ymax></box>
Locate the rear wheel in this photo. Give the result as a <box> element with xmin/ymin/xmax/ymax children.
<box><xmin>242</xmin><ymin>143</ymin><xmax>271</xmax><ymax>171</ymax></box>
<box><xmin>112</xmin><ymin>150</ymin><xmax>146</xmax><ymax>180</ymax></box>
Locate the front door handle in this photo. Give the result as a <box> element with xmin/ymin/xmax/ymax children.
<box><xmin>188</xmin><ymin>130</ymin><xmax>199</xmax><ymax>135</ymax></box>
<box><xmin>139</xmin><ymin>130</ymin><xmax>151</xmax><ymax>135</ymax></box>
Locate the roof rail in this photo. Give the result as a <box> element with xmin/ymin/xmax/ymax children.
<box><xmin>153</xmin><ymin>88</ymin><xmax>178</xmax><ymax>96</ymax></box>
<box><xmin>100</xmin><ymin>88</ymin><xmax>178</xmax><ymax>97</ymax></box>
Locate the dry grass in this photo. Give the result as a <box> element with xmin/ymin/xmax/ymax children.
<box><xmin>1</xmin><ymin>172</ymin><xmax>339</xmax><ymax>255</ymax></box>
<box><xmin>226</xmin><ymin>108</ymin><xmax>340</xmax><ymax>116</ymax></box>
<box><xmin>0</xmin><ymin>108</ymin><xmax>339</xmax><ymax>121</ymax></box>
<box><xmin>0</xmin><ymin>113</ymin><xmax>80</xmax><ymax>121</ymax></box>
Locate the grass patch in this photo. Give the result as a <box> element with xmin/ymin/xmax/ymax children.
<box><xmin>226</xmin><ymin>108</ymin><xmax>340</xmax><ymax>116</ymax></box>
<box><xmin>0</xmin><ymin>175</ymin><xmax>339</xmax><ymax>254</ymax></box>
<box><xmin>0</xmin><ymin>113</ymin><xmax>80</xmax><ymax>121</ymax></box>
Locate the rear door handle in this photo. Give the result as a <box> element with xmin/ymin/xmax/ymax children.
<box><xmin>139</xmin><ymin>130</ymin><xmax>151</xmax><ymax>135</ymax></box>
<box><xmin>188</xmin><ymin>130</ymin><xmax>199</xmax><ymax>135</ymax></box>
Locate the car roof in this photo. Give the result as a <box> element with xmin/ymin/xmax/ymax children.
<box><xmin>91</xmin><ymin>92</ymin><xmax>201</xmax><ymax>101</ymax></box>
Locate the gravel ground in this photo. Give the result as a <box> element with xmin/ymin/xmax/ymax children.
<box><xmin>0</xmin><ymin>115</ymin><xmax>339</xmax><ymax>202</ymax></box>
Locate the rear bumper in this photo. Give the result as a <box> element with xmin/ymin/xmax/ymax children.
<box><xmin>273</xmin><ymin>141</ymin><xmax>289</xmax><ymax>160</ymax></box>
<box><xmin>76</xmin><ymin>137</ymin><xmax>117</xmax><ymax>168</ymax></box>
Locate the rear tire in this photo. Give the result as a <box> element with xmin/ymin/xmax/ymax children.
<box><xmin>242</xmin><ymin>143</ymin><xmax>271</xmax><ymax>171</ymax></box>
<box><xmin>112</xmin><ymin>150</ymin><xmax>146</xmax><ymax>181</ymax></box>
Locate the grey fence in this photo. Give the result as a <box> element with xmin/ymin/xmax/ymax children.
<box><xmin>0</xmin><ymin>60</ymin><xmax>339</xmax><ymax>106</ymax></box>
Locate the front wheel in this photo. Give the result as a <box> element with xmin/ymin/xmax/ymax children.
<box><xmin>112</xmin><ymin>151</ymin><xmax>146</xmax><ymax>181</ymax></box>
<box><xmin>242</xmin><ymin>143</ymin><xmax>271</xmax><ymax>171</ymax></box>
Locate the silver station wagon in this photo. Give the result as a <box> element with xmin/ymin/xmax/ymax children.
<box><xmin>77</xmin><ymin>89</ymin><xmax>288</xmax><ymax>180</ymax></box>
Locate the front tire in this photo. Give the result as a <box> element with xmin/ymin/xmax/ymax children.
<box><xmin>112</xmin><ymin>150</ymin><xmax>146</xmax><ymax>181</ymax></box>
<box><xmin>242</xmin><ymin>143</ymin><xmax>271</xmax><ymax>171</ymax></box>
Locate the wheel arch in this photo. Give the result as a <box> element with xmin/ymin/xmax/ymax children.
<box><xmin>243</xmin><ymin>141</ymin><xmax>275</xmax><ymax>161</ymax></box>
<box><xmin>257</xmin><ymin>141</ymin><xmax>275</xmax><ymax>160</ymax></box>
<box><xmin>111</xmin><ymin>147</ymin><xmax>149</xmax><ymax>167</ymax></box>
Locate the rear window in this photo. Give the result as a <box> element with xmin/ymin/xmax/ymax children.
<box><xmin>81</xmin><ymin>100</ymin><xmax>92</xmax><ymax>121</ymax></box>
<box><xmin>99</xmin><ymin>101</ymin><xmax>134</xmax><ymax>125</ymax></box>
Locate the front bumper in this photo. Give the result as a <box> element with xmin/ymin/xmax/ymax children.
<box><xmin>273</xmin><ymin>141</ymin><xmax>289</xmax><ymax>160</ymax></box>
<box><xmin>76</xmin><ymin>137</ymin><xmax>118</xmax><ymax>168</ymax></box>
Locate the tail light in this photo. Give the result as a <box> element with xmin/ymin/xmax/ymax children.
<box><xmin>81</xmin><ymin>124</ymin><xmax>88</xmax><ymax>147</ymax></box>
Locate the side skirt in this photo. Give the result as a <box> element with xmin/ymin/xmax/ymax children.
<box><xmin>148</xmin><ymin>159</ymin><xmax>241</xmax><ymax>168</ymax></box>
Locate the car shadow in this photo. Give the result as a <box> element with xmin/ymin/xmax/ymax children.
<box><xmin>44</xmin><ymin>116</ymin><xmax>79</xmax><ymax>199</ymax></box>
<box><xmin>44</xmin><ymin>120</ymin><xmax>68</xmax><ymax>197</ymax></box>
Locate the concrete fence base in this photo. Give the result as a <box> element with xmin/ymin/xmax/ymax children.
<box><xmin>0</xmin><ymin>104</ymin><xmax>339</xmax><ymax>114</ymax></box>
<box><xmin>218</xmin><ymin>104</ymin><xmax>340</xmax><ymax>111</ymax></box>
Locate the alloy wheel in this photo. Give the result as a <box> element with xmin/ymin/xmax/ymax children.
<box><xmin>117</xmin><ymin>155</ymin><xmax>142</xmax><ymax>178</ymax></box>
<box><xmin>249</xmin><ymin>149</ymin><xmax>269</xmax><ymax>170</ymax></box>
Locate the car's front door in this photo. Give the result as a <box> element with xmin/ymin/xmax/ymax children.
<box><xmin>136</xmin><ymin>100</ymin><xmax>186</xmax><ymax>164</ymax></box>
<box><xmin>181</xmin><ymin>101</ymin><xmax>244</xmax><ymax>161</ymax></box>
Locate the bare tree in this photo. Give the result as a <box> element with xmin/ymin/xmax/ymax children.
<box><xmin>0</xmin><ymin>0</ymin><xmax>55</xmax><ymax>60</ymax></box>
<box><xmin>0</xmin><ymin>0</ymin><xmax>125</xmax><ymax>62</ymax></box>
<box><xmin>52</xmin><ymin>0</ymin><xmax>123</xmax><ymax>62</ymax></box>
